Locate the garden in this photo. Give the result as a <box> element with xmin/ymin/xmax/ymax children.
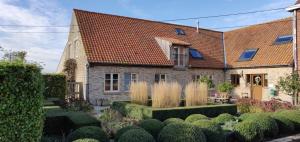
<box><xmin>1</xmin><ymin>61</ymin><xmax>300</xmax><ymax>142</ymax></box>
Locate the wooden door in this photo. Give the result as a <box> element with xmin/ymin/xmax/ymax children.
<box><xmin>251</xmin><ymin>74</ymin><xmax>263</xmax><ymax>100</ymax></box>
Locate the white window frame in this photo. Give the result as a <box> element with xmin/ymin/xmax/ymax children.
<box><xmin>174</xmin><ymin>46</ymin><xmax>186</xmax><ymax>67</ymax></box>
<box><xmin>104</xmin><ymin>73</ymin><xmax>119</xmax><ymax>92</ymax></box>
<box><xmin>74</xmin><ymin>40</ymin><xmax>79</xmax><ymax>58</ymax></box>
<box><xmin>131</xmin><ymin>73</ymin><xmax>138</xmax><ymax>83</ymax></box>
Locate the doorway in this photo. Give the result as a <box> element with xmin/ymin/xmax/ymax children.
<box><xmin>246</xmin><ymin>74</ymin><xmax>267</xmax><ymax>101</ymax></box>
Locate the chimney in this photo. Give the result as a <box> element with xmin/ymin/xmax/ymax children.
<box><xmin>196</xmin><ymin>20</ymin><xmax>199</xmax><ymax>33</ymax></box>
<box><xmin>287</xmin><ymin>1</ymin><xmax>300</xmax><ymax>73</ymax></box>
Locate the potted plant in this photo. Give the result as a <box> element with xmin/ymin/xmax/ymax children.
<box><xmin>217</xmin><ymin>82</ymin><xmax>234</xmax><ymax>99</ymax></box>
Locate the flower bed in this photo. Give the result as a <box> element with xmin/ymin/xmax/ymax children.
<box><xmin>112</xmin><ymin>101</ymin><xmax>237</xmax><ymax>120</ymax></box>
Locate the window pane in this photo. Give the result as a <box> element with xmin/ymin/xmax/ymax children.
<box><xmin>105</xmin><ymin>74</ymin><xmax>110</xmax><ymax>79</ymax></box>
<box><xmin>105</xmin><ymin>80</ymin><xmax>111</xmax><ymax>91</ymax></box>
<box><xmin>113</xmin><ymin>74</ymin><xmax>118</xmax><ymax>80</ymax></box>
<box><xmin>131</xmin><ymin>74</ymin><xmax>137</xmax><ymax>82</ymax></box>
<box><xmin>161</xmin><ymin>74</ymin><xmax>166</xmax><ymax>81</ymax></box>
<box><xmin>239</xmin><ymin>49</ymin><xmax>258</xmax><ymax>61</ymax></box>
<box><xmin>113</xmin><ymin>80</ymin><xmax>118</xmax><ymax>90</ymax></box>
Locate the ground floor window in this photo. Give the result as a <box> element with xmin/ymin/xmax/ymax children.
<box><xmin>192</xmin><ymin>75</ymin><xmax>201</xmax><ymax>82</ymax></box>
<box><xmin>246</xmin><ymin>74</ymin><xmax>268</xmax><ymax>87</ymax></box>
<box><xmin>105</xmin><ymin>73</ymin><xmax>119</xmax><ymax>92</ymax></box>
<box><xmin>155</xmin><ymin>74</ymin><xmax>167</xmax><ymax>83</ymax></box>
<box><xmin>230</xmin><ymin>74</ymin><xmax>240</xmax><ymax>86</ymax></box>
<box><xmin>124</xmin><ymin>73</ymin><xmax>138</xmax><ymax>91</ymax></box>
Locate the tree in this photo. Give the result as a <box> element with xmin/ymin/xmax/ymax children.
<box><xmin>0</xmin><ymin>47</ymin><xmax>27</xmax><ymax>63</ymax></box>
<box><xmin>277</xmin><ymin>72</ymin><xmax>300</xmax><ymax>105</ymax></box>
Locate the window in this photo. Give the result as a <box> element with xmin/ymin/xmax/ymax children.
<box><xmin>104</xmin><ymin>73</ymin><xmax>119</xmax><ymax>92</ymax></box>
<box><xmin>155</xmin><ymin>74</ymin><xmax>167</xmax><ymax>83</ymax></box>
<box><xmin>175</xmin><ymin>28</ymin><xmax>185</xmax><ymax>35</ymax></box>
<box><xmin>124</xmin><ymin>73</ymin><xmax>138</xmax><ymax>91</ymax></box>
<box><xmin>189</xmin><ymin>48</ymin><xmax>204</xmax><ymax>59</ymax></box>
<box><xmin>274</xmin><ymin>35</ymin><xmax>293</xmax><ymax>44</ymax></box>
<box><xmin>263</xmin><ymin>74</ymin><xmax>268</xmax><ymax>87</ymax></box>
<box><xmin>238</xmin><ymin>49</ymin><xmax>258</xmax><ymax>61</ymax></box>
<box><xmin>231</xmin><ymin>74</ymin><xmax>240</xmax><ymax>86</ymax></box>
<box><xmin>174</xmin><ymin>47</ymin><xmax>186</xmax><ymax>67</ymax></box>
<box><xmin>74</xmin><ymin>40</ymin><xmax>79</xmax><ymax>58</ymax></box>
<box><xmin>192</xmin><ymin>75</ymin><xmax>201</xmax><ymax>82</ymax></box>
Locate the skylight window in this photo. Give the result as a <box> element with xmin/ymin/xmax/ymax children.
<box><xmin>175</xmin><ymin>28</ymin><xmax>185</xmax><ymax>35</ymax></box>
<box><xmin>238</xmin><ymin>49</ymin><xmax>258</xmax><ymax>61</ymax></box>
<box><xmin>189</xmin><ymin>48</ymin><xmax>203</xmax><ymax>59</ymax></box>
<box><xmin>274</xmin><ymin>35</ymin><xmax>293</xmax><ymax>44</ymax></box>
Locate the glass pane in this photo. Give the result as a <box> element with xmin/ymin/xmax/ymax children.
<box><xmin>105</xmin><ymin>80</ymin><xmax>111</xmax><ymax>91</ymax></box>
<box><xmin>113</xmin><ymin>74</ymin><xmax>118</xmax><ymax>80</ymax></box>
<box><xmin>239</xmin><ymin>49</ymin><xmax>257</xmax><ymax>61</ymax></box>
<box><xmin>105</xmin><ymin>74</ymin><xmax>110</xmax><ymax>79</ymax></box>
<box><xmin>131</xmin><ymin>74</ymin><xmax>137</xmax><ymax>82</ymax></box>
<box><xmin>113</xmin><ymin>80</ymin><xmax>118</xmax><ymax>90</ymax></box>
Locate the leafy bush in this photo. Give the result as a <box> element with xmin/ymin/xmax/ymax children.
<box><xmin>139</xmin><ymin>119</ymin><xmax>164</xmax><ymax>139</ymax></box>
<box><xmin>271</xmin><ymin>115</ymin><xmax>295</xmax><ymax>134</ymax></box>
<box><xmin>43</xmin><ymin>74</ymin><xmax>66</xmax><ymax>99</ymax></box>
<box><xmin>118</xmin><ymin>129</ymin><xmax>155</xmax><ymax>142</ymax></box>
<box><xmin>66</xmin><ymin>126</ymin><xmax>108</xmax><ymax>142</ymax></box>
<box><xmin>115</xmin><ymin>125</ymin><xmax>142</xmax><ymax>141</ymax></box>
<box><xmin>213</xmin><ymin>113</ymin><xmax>236</xmax><ymax>124</ymax></box>
<box><xmin>199</xmin><ymin>75</ymin><xmax>215</xmax><ymax>89</ymax></box>
<box><xmin>273</xmin><ymin>110</ymin><xmax>300</xmax><ymax>130</ymax></box>
<box><xmin>217</xmin><ymin>82</ymin><xmax>234</xmax><ymax>93</ymax></box>
<box><xmin>233</xmin><ymin>121</ymin><xmax>263</xmax><ymax>142</ymax></box>
<box><xmin>0</xmin><ymin>62</ymin><xmax>44</xmax><ymax>142</ymax></box>
<box><xmin>158</xmin><ymin>122</ymin><xmax>206</xmax><ymax>142</ymax></box>
<box><xmin>66</xmin><ymin>100</ymin><xmax>94</xmax><ymax>112</ymax></box>
<box><xmin>73</xmin><ymin>139</ymin><xmax>100</xmax><ymax>142</ymax></box>
<box><xmin>192</xmin><ymin>120</ymin><xmax>224</xmax><ymax>142</ymax></box>
<box><xmin>222</xmin><ymin>121</ymin><xmax>239</xmax><ymax>131</ymax></box>
<box><xmin>163</xmin><ymin>118</ymin><xmax>184</xmax><ymax>125</ymax></box>
<box><xmin>246</xmin><ymin>114</ymin><xmax>278</xmax><ymax>138</ymax></box>
<box><xmin>185</xmin><ymin>114</ymin><xmax>208</xmax><ymax>123</ymax></box>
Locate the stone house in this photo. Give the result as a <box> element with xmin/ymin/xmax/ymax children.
<box><xmin>57</xmin><ymin>2</ymin><xmax>300</xmax><ymax>104</ymax></box>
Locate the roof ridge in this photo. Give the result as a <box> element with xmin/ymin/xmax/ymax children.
<box><xmin>73</xmin><ymin>8</ymin><xmax>223</xmax><ymax>33</ymax></box>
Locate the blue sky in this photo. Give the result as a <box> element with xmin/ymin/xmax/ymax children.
<box><xmin>0</xmin><ymin>0</ymin><xmax>295</xmax><ymax>72</ymax></box>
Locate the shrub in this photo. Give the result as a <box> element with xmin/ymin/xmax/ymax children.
<box><xmin>185</xmin><ymin>114</ymin><xmax>208</xmax><ymax>123</ymax></box>
<box><xmin>139</xmin><ymin>119</ymin><xmax>164</xmax><ymax>139</ymax></box>
<box><xmin>185</xmin><ymin>82</ymin><xmax>208</xmax><ymax>106</ymax></box>
<box><xmin>192</xmin><ymin>120</ymin><xmax>224</xmax><ymax>142</ymax></box>
<box><xmin>0</xmin><ymin>62</ymin><xmax>44</xmax><ymax>142</ymax></box>
<box><xmin>115</xmin><ymin>125</ymin><xmax>142</xmax><ymax>141</ymax></box>
<box><xmin>213</xmin><ymin>113</ymin><xmax>236</xmax><ymax>124</ymax></box>
<box><xmin>129</xmin><ymin>82</ymin><xmax>148</xmax><ymax>105</ymax></box>
<box><xmin>217</xmin><ymin>82</ymin><xmax>234</xmax><ymax>93</ymax></box>
<box><xmin>247</xmin><ymin>115</ymin><xmax>278</xmax><ymax>138</ymax></box>
<box><xmin>158</xmin><ymin>122</ymin><xmax>206</xmax><ymax>142</ymax></box>
<box><xmin>163</xmin><ymin>118</ymin><xmax>184</xmax><ymax>125</ymax></box>
<box><xmin>271</xmin><ymin>115</ymin><xmax>295</xmax><ymax>134</ymax></box>
<box><xmin>118</xmin><ymin>129</ymin><xmax>155</xmax><ymax>142</ymax></box>
<box><xmin>233</xmin><ymin>121</ymin><xmax>263</xmax><ymax>142</ymax></box>
<box><xmin>152</xmin><ymin>82</ymin><xmax>181</xmax><ymax>108</ymax></box>
<box><xmin>66</xmin><ymin>126</ymin><xmax>108</xmax><ymax>142</ymax></box>
<box><xmin>273</xmin><ymin>110</ymin><xmax>300</xmax><ymax>130</ymax></box>
<box><xmin>73</xmin><ymin>139</ymin><xmax>100</xmax><ymax>142</ymax></box>
<box><xmin>43</xmin><ymin>73</ymin><xmax>66</xmax><ymax>99</ymax></box>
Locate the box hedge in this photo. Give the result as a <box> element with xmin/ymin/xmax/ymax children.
<box><xmin>118</xmin><ymin>129</ymin><xmax>156</xmax><ymax>142</ymax></box>
<box><xmin>0</xmin><ymin>62</ymin><xmax>44</xmax><ymax>142</ymax></box>
<box><xmin>43</xmin><ymin>74</ymin><xmax>66</xmax><ymax>99</ymax></box>
<box><xmin>66</xmin><ymin>126</ymin><xmax>108</xmax><ymax>142</ymax></box>
<box><xmin>139</xmin><ymin>119</ymin><xmax>164</xmax><ymax>139</ymax></box>
<box><xmin>112</xmin><ymin>101</ymin><xmax>237</xmax><ymax>121</ymax></box>
<box><xmin>192</xmin><ymin>120</ymin><xmax>225</xmax><ymax>142</ymax></box>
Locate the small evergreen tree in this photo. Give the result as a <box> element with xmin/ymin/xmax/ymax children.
<box><xmin>277</xmin><ymin>72</ymin><xmax>300</xmax><ymax>105</ymax></box>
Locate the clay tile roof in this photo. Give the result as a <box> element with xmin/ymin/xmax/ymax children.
<box><xmin>297</xmin><ymin>0</ymin><xmax>300</xmax><ymax>4</ymax></box>
<box><xmin>224</xmin><ymin>18</ymin><xmax>293</xmax><ymax>68</ymax></box>
<box><xmin>74</xmin><ymin>9</ymin><xmax>224</xmax><ymax>68</ymax></box>
<box><xmin>156</xmin><ymin>37</ymin><xmax>191</xmax><ymax>46</ymax></box>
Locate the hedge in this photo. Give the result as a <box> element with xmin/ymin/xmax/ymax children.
<box><xmin>112</xmin><ymin>101</ymin><xmax>237</xmax><ymax>121</ymax></box>
<box><xmin>233</xmin><ymin>121</ymin><xmax>263</xmax><ymax>142</ymax></box>
<box><xmin>213</xmin><ymin>113</ymin><xmax>236</xmax><ymax>125</ymax></box>
<box><xmin>273</xmin><ymin>110</ymin><xmax>300</xmax><ymax>130</ymax></box>
<box><xmin>115</xmin><ymin>125</ymin><xmax>142</xmax><ymax>141</ymax></box>
<box><xmin>139</xmin><ymin>119</ymin><xmax>164</xmax><ymax>139</ymax></box>
<box><xmin>73</xmin><ymin>139</ymin><xmax>100</xmax><ymax>142</ymax></box>
<box><xmin>43</xmin><ymin>74</ymin><xmax>66</xmax><ymax>99</ymax></box>
<box><xmin>163</xmin><ymin>118</ymin><xmax>184</xmax><ymax>125</ymax></box>
<box><xmin>192</xmin><ymin>120</ymin><xmax>224</xmax><ymax>142</ymax></box>
<box><xmin>118</xmin><ymin>129</ymin><xmax>156</xmax><ymax>142</ymax></box>
<box><xmin>271</xmin><ymin>115</ymin><xmax>295</xmax><ymax>134</ymax></box>
<box><xmin>0</xmin><ymin>62</ymin><xmax>44</xmax><ymax>142</ymax></box>
<box><xmin>185</xmin><ymin>114</ymin><xmax>208</xmax><ymax>123</ymax></box>
<box><xmin>66</xmin><ymin>126</ymin><xmax>108</xmax><ymax>142</ymax></box>
<box><xmin>244</xmin><ymin>114</ymin><xmax>278</xmax><ymax>138</ymax></box>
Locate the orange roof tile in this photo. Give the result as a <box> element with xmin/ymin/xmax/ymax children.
<box><xmin>156</xmin><ymin>37</ymin><xmax>191</xmax><ymax>46</ymax></box>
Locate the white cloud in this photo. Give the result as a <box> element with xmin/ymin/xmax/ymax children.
<box><xmin>0</xmin><ymin>0</ymin><xmax>68</xmax><ymax>73</ymax></box>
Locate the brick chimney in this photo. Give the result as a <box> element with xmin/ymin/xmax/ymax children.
<box><xmin>287</xmin><ymin>1</ymin><xmax>300</xmax><ymax>72</ymax></box>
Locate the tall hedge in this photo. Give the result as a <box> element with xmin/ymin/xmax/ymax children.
<box><xmin>0</xmin><ymin>62</ymin><xmax>44</xmax><ymax>142</ymax></box>
<box><xmin>43</xmin><ymin>74</ymin><xmax>66</xmax><ymax>99</ymax></box>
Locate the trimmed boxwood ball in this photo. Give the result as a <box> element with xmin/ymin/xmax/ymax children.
<box><xmin>115</xmin><ymin>125</ymin><xmax>142</xmax><ymax>141</ymax></box>
<box><xmin>271</xmin><ymin>115</ymin><xmax>295</xmax><ymax>134</ymax></box>
<box><xmin>73</xmin><ymin>138</ymin><xmax>100</xmax><ymax>142</ymax></box>
<box><xmin>158</xmin><ymin>122</ymin><xmax>206</xmax><ymax>142</ymax></box>
<box><xmin>233</xmin><ymin>121</ymin><xmax>263</xmax><ymax>142</ymax></box>
<box><xmin>139</xmin><ymin>119</ymin><xmax>164</xmax><ymax>139</ymax></box>
<box><xmin>185</xmin><ymin>114</ymin><xmax>208</xmax><ymax>123</ymax></box>
<box><xmin>192</xmin><ymin>120</ymin><xmax>225</xmax><ymax>142</ymax></box>
<box><xmin>163</xmin><ymin>118</ymin><xmax>184</xmax><ymax>125</ymax></box>
<box><xmin>245</xmin><ymin>114</ymin><xmax>278</xmax><ymax>138</ymax></box>
<box><xmin>239</xmin><ymin>113</ymin><xmax>255</xmax><ymax>121</ymax></box>
<box><xmin>273</xmin><ymin>110</ymin><xmax>300</xmax><ymax>130</ymax></box>
<box><xmin>66</xmin><ymin>126</ymin><xmax>109</xmax><ymax>142</ymax></box>
<box><xmin>118</xmin><ymin>129</ymin><xmax>155</xmax><ymax>142</ymax></box>
<box><xmin>213</xmin><ymin>113</ymin><xmax>236</xmax><ymax>124</ymax></box>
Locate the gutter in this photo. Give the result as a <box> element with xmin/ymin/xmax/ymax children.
<box><xmin>293</xmin><ymin>10</ymin><xmax>298</xmax><ymax>71</ymax></box>
<box><xmin>85</xmin><ymin>63</ymin><xmax>90</xmax><ymax>102</ymax></box>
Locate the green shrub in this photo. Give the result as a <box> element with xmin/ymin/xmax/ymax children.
<box><xmin>73</xmin><ymin>138</ymin><xmax>100</xmax><ymax>142</ymax></box>
<box><xmin>217</xmin><ymin>82</ymin><xmax>234</xmax><ymax>93</ymax></box>
<box><xmin>139</xmin><ymin>119</ymin><xmax>164</xmax><ymax>139</ymax></box>
<box><xmin>158</xmin><ymin>122</ymin><xmax>206</xmax><ymax>142</ymax></box>
<box><xmin>213</xmin><ymin>113</ymin><xmax>236</xmax><ymax>124</ymax></box>
<box><xmin>271</xmin><ymin>115</ymin><xmax>295</xmax><ymax>134</ymax></box>
<box><xmin>273</xmin><ymin>110</ymin><xmax>300</xmax><ymax>130</ymax></box>
<box><xmin>192</xmin><ymin>120</ymin><xmax>224</xmax><ymax>142</ymax></box>
<box><xmin>185</xmin><ymin>114</ymin><xmax>208</xmax><ymax>123</ymax></box>
<box><xmin>163</xmin><ymin>118</ymin><xmax>184</xmax><ymax>125</ymax></box>
<box><xmin>66</xmin><ymin>126</ymin><xmax>108</xmax><ymax>142</ymax></box>
<box><xmin>233</xmin><ymin>121</ymin><xmax>263</xmax><ymax>142</ymax></box>
<box><xmin>115</xmin><ymin>125</ymin><xmax>142</xmax><ymax>141</ymax></box>
<box><xmin>0</xmin><ymin>62</ymin><xmax>44</xmax><ymax>142</ymax></box>
<box><xmin>41</xmin><ymin>135</ymin><xmax>62</xmax><ymax>142</ymax></box>
<box><xmin>118</xmin><ymin>129</ymin><xmax>155</xmax><ymax>142</ymax></box>
<box><xmin>43</xmin><ymin>74</ymin><xmax>66</xmax><ymax>99</ymax></box>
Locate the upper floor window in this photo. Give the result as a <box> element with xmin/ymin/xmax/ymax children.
<box><xmin>105</xmin><ymin>73</ymin><xmax>119</xmax><ymax>92</ymax></box>
<box><xmin>124</xmin><ymin>73</ymin><xmax>138</xmax><ymax>91</ymax></box>
<box><xmin>274</xmin><ymin>35</ymin><xmax>293</xmax><ymax>45</ymax></box>
<box><xmin>238</xmin><ymin>48</ymin><xmax>258</xmax><ymax>61</ymax></box>
<box><xmin>175</xmin><ymin>28</ymin><xmax>185</xmax><ymax>35</ymax></box>
<box><xmin>155</xmin><ymin>74</ymin><xmax>167</xmax><ymax>83</ymax></box>
<box><xmin>174</xmin><ymin>46</ymin><xmax>187</xmax><ymax>67</ymax></box>
<box><xmin>74</xmin><ymin>40</ymin><xmax>80</xmax><ymax>58</ymax></box>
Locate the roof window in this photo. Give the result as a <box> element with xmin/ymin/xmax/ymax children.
<box><xmin>274</xmin><ymin>35</ymin><xmax>293</xmax><ymax>44</ymax></box>
<box><xmin>175</xmin><ymin>28</ymin><xmax>185</xmax><ymax>35</ymax></box>
<box><xmin>238</xmin><ymin>48</ymin><xmax>258</xmax><ymax>61</ymax></box>
<box><xmin>189</xmin><ymin>48</ymin><xmax>203</xmax><ymax>59</ymax></box>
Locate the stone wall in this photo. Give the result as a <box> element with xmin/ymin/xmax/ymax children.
<box><xmin>88</xmin><ymin>66</ymin><xmax>225</xmax><ymax>105</ymax></box>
